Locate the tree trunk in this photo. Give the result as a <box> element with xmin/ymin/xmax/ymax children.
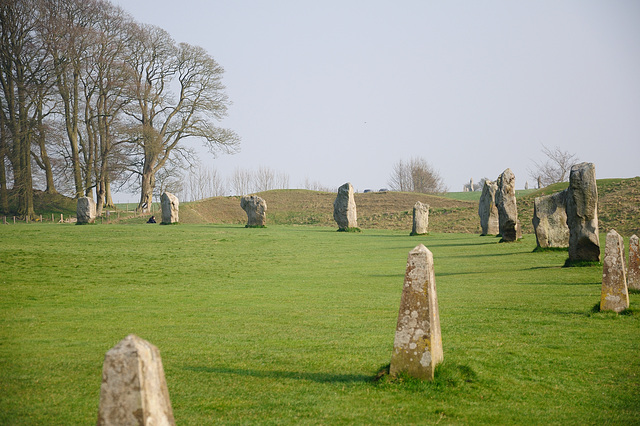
<box><xmin>0</xmin><ymin>119</ymin><xmax>9</xmax><ymax>215</ymax></box>
<box><xmin>104</xmin><ymin>177</ymin><xmax>114</xmax><ymax>208</ymax></box>
<box><xmin>36</xmin><ymin>107</ymin><xmax>56</xmax><ymax>193</ymax></box>
<box><xmin>138</xmin><ymin>166</ymin><xmax>154</xmax><ymax>213</ymax></box>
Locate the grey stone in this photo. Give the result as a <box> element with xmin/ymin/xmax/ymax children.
<box><xmin>77</xmin><ymin>197</ymin><xmax>96</xmax><ymax>224</ymax></box>
<box><xmin>241</xmin><ymin>195</ymin><xmax>267</xmax><ymax>227</ymax></box>
<box><xmin>390</xmin><ymin>244</ymin><xmax>443</xmax><ymax>381</ymax></box>
<box><xmin>97</xmin><ymin>335</ymin><xmax>175</xmax><ymax>426</ymax></box>
<box><xmin>161</xmin><ymin>192</ymin><xmax>179</xmax><ymax>224</ymax></box>
<box><xmin>411</xmin><ymin>201</ymin><xmax>429</xmax><ymax>235</ymax></box>
<box><xmin>566</xmin><ymin>162</ymin><xmax>600</xmax><ymax>262</ymax></box>
<box><xmin>495</xmin><ymin>168</ymin><xmax>520</xmax><ymax>241</ymax></box>
<box><xmin>600</xmin><ymin>229</ymin><xmax>629</xmax><ymax>312</ymax></box>
<box><xmin>628</xmin><ymin>235</ymin><xmax>640</xmax><ymax>291</ymax></box>
<box><xmin>333</xmin><ymin>182</ymin><xmax>358</xmax><ymax>230</ymax></box>
<box><xmin>478</xmin><ymin>180</ymin><xmax>499</xmax><ymax>235</ymax></box>
<box><xmin>532</xmin><ymin>190</ymin><xmax>569</xmax><ymax>248</ymax></box>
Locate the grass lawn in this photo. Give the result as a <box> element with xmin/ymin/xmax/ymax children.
<box><xmin>0</xmin><ymin>224</ymin><xmax>638</xmax><ymax>424</ymax></box>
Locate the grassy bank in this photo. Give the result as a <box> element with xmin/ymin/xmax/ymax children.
<box><xmin>1</xmin><ymin>224</ymin><xmax>638</xmax><ymax>424</ymax></box>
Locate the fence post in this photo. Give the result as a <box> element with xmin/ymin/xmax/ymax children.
<box><xmin>40</xmin><ymin>215</ymin><xmax>42</xmax><ymax>222</ymax></box>
<box><xmin>3</xmin><ymin>216</ymin><xmax>5</xmax><ymax>225</ymax></box>
<box><xmin>51</xmin><ymin>213</ymin><xmax>54</xmax><ymax>223</ymax></box>
<box><xmin>13</xmin><ymin>216</ymin><xmax>16</xmax><ymax>224</ymax></box>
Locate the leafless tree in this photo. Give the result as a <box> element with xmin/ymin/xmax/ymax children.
<box><xmin>0</xmin><ymin>0</ymin><xmax>51</xmax><ymax>218</ymax></box>
<box><xmin>302</xmin><ymin>177</ymin><xmax>332</xmax><ymax>192</ymax></box>
<box><xmin>529</xmin><ymin>145</ymin><xmax>579</xmax><ymax>188</ymax></box>
<box><xmin>122</xmin><ymin>23</ymin><xmax>239</xmax><ymax>212</ymax></box>
<box><xmin>230</xmin><ymin>167</ymin><xmax>253</xmax><ymax>196</ymax></box>
<box><xmin>388</xmin><ymin>157</ymin><xmax>447</xmax><ymax>194</ymax></box>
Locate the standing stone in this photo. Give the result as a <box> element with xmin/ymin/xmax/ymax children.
<box><xmin>600</xmin><ymin>229</ymin><xmax>629</xmax><ymax>312</ymax></box>
<box><xmin>240</xmin><ymin>195</ymin><xmax>267</xmax><ymax>227</ymax></box>
<box><xmin>566</xmin><ymin>162</ymin><xmax>600</xmax><ymax>262</ymax></box>
<box><xmin>532</xmin><ymin>190</ymin><xmax>569</xmax><ymax>248</ymax></box>
<box><xmin>411</xmin><ymin>201</ymin><xmax>429</xmax><ymax>235</ymax></box>
<box><xmin>390</xmin><ymin>244</ymin><xmax>443</xmax><ymax>381</ymax></box>
<box><xmin>628</xmin><ymin>235</ymin><xmax>640</xmax><ymax>290</ymax></box>
<box><xmin>333</xmin><ymin>182</ymin><xmax>358</xmax><ymax>230</ymax></box>
<box><xmin>478</xmin><ymin>180</ymin><xmax>499</xmax><ymax>235</ymax></box>
<box><xmin>97</xmin><ymin>335</ymin><xmax>175</xmax><ymax>426</ymax></box>
<box><xmin>495</xmin><ymin>168</ymin><xmax>520</xmax><ymax>241</ymax></box>
<box><xmin>77</xmin><ymin>197</ymin><xmax>96</xmax><ymax>224</ymax></box>
<box><xmin>161</xmin><ymin>192</ymin><xmax>179</xmax><ymax>224</ymax></box>
<box><xmin>525</xmin><ymin>181</ymin><xmax>529</xmax><ymax>190</ymax></box>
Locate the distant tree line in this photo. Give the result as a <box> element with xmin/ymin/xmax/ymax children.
<box><xmin>0</xmin><ymin>0</ymin><xmax>239</xmax><ymax>219</ymax></box>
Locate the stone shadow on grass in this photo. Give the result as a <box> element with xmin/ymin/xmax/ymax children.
<box><xmin>183</xmin><ymin>366</ymin><xmax>371</xmax><ymax>383</ymax></box>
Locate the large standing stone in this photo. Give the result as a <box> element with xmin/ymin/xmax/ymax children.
<box><xmin>390</xmin><ymin>244</ymin><xmax>443</xmax><ymax>381</ymax></box>
<box><xmin>628</xmin><ymin>235</ymin><xmax>640</xmax><ymax>291</ymax></box>
<box><xmin>333</xmin><ymin>182</ymin><xmax>358</xmax><ymax>230</ymax></box>
<box><xmin>566</xmin><ymin>162</ymin><xmax>600</xmax><ymax>262</ymax></box>
<box><xmin>478</xmin><ymin>180</ymin><xmax>499</xmax><ymax>235</ymax></box>
<box><xmin>600</xmin><ymin>229</ymin><xmax>629</xmax><ymax>312</ymax></box>
<box><xmin>161</xmin><ymin>192</ymin><xmax>179</xmax><ymax>224</ymax></box>
<box><xmin>97</xmin><ymin>335</ymin><xmax>175</xmax><ymax>426</ymax></box>
<box><xmin>411</xmin><ymin>201</ymin><xmax>429</xmax><ymax>235</ymax></box>
<box><xmin>77</xmin><ymin>197</ymin><xmax>96</xmax><ymax>224</ymax></box>
<box><xmin>241</xmin><ymin>195</ymin><xmax>267</xmax><ymax>227</ymax></box>
<box><xmin>532</xmin><ymin>190</ymin><xmax>569</xmax><ymax>248</ymax></box>
<box><xmin>495</xmin><ymin>168</ymin><xmax>520</xmax><ymax>241</ymax></box>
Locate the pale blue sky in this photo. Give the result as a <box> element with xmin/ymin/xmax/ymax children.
<box><xmin>113</xmin><ymin>0</ymin><xmax>640</xmax><ymax>198</ymax></box>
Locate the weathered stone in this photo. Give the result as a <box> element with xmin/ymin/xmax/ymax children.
<box><xmin>333</xmin><ymin>182</ymin><xmax>357</xmax><ymax>230</ymax></box>
<box><xmin>77</xmin><ymin>197</ymin><xmax>96</xmax><ymax>224</ymax></box>
<box><xmin>600</xmin><ymin>229</ymin><xmax>629</xmax><ymax>312</ymax></box>
<box><xmin>628</xmin><ymin>235</ymin><xmax>640</xmax><ymax>291</ymax></box>
<box><xmin>390</xmin><ymin>244</ymin><xmax>443</xmax><ymax>381</ymax></box>
<box><xmin>161</xmin><ymin>192</ymin><xmax>179</xmax><ymax>224</ymax></box>
<box><xmin>566</xmin><ymin>162</ymin><xmax>600</xmax><ymax>262</ymax></box>
<box><xmin>411</xmin><ymin>201</ymin><xmax>429</xmax><ymax>235</ymax></box>
<box><xmin>495</xmin><ymin>168</ymin><xmax>520</xmax><ymax>241</ymax></box>
<box><xmin>532</xmin><ymin>190</ymin><xmax>569</xmax><ymax>248</ymax></box>
<box><xmin>478</xmin><ymin>180</ymin><xmax>499</xmax><ymax>235</ymax></box>
<box><xmin>97</xmin><ymin>335</ymin><xmax>175</xmax><ymax>426</ymax></box>
<box><xmin>240</xmin><ymin>195</ymin><xmax>267</xmax><ymax>227</ymax></box>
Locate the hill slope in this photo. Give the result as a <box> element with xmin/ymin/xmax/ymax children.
<box><xmin>180</xmin><ymin>190</ymin><xmax>480</xmax><ymax>233</ymax></box>
<box><xmin>182</xmin><ymin>177</ymin><xmax>640</xmax><ymax>235</ymax></box>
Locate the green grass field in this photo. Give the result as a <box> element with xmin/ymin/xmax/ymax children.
<box><xmin>1</xmin><ymin>224</ymin><xmax>638</xmax><ymax>424</ymax></box>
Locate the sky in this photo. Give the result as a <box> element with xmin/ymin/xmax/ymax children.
<box><xmin>112</xmin><ymin>0</ymin><xmax>640</xmax><ymax>200</ymax></box>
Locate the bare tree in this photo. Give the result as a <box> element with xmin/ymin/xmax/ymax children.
<box><xmin>0</xmin><ymin>0</ymin><xmax>51</xmax><ymax>218</ymax></box>
<box><xmin>230</xmin><ymin>167</ymin><xmax>253</xmax><ymax>196</ymax></box>
<box><xmin>388</xmin><ymin>159</ymin><xmax>411</xmax><ymax>192</ymax></box>
<box><xmin>529</xmin><ymin>145</ymin><xmax>579</xmax><ymax>188</ymax></box>
<box><xmin>123</xmin><ymin>23</ymin><xmax>239</xmax><ymax>212</ymax></box>
<box><xmin>388</xmin><ymin>157</ymin><xmax>447</xmax><ymax>194</ymax></box>
<box><xmin>302</xmin><ymin>177</ymin><xmax>332</xmax><ymax>192</ymax></box>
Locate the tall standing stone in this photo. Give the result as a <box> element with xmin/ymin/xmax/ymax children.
<box><xmin>390</xmin><ymin>244</ymin><xmax>443</xmax><ymax>381</ymax></box>
<box><xmin>532</xmin><ymin>190</ymin><xmax>569</xmax><ymax>248</ymax></box>
<box><xmin>97</xmin><ymin>335</ymin><xmax>175</xmax><ymax>426</ymax></box>
<box><xmin>478</xmin><ymin>180</ymin><xmax>499</xmax><ymax>235</ymax></box>
<box><xmin>566</xmin><ymin>162</ymin><xmax>600</xmax><ymax>262</ymax></box>
<box><xmin>628</xmin><ymin>235</ymin><xmax>640</xmax><ymax>291</ymax></box>
<box><xmin>161</xmin><ymin>192</ymin><xmax>179</xmax><ymax>224</ymax></box>
<box><xmin>411</xmin><ymin>201</ymin><xmax>429</xmax><ymax>235</ymax></box>
<box><xmin>495</xmin><ymin>168</ymin><xmax>520</xmax><ymax>241</ymax></box>
<box><xmin>77</xmin><ymin>197</ymin><xmax>96</xmax><ymax>224</ymax></box>
<box><xmin>600</xmin><ymin>229</ymin><xmax>629</xmax><ymax>312</ymax></box>
<box><xmin>333</xmin><ymin>182</ymin><xmax>358</xmax><ymax>230</ymax></box>
<box><xmin>241</xmin><ymin>195</ymin><xmax>267</xmax><ymax>227</ymax></box>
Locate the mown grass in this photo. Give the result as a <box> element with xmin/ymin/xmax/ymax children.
<box><xmin>0</xmin><ymin>224</ymin><xmax>639</xmax><ymax>424</ymax></box>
